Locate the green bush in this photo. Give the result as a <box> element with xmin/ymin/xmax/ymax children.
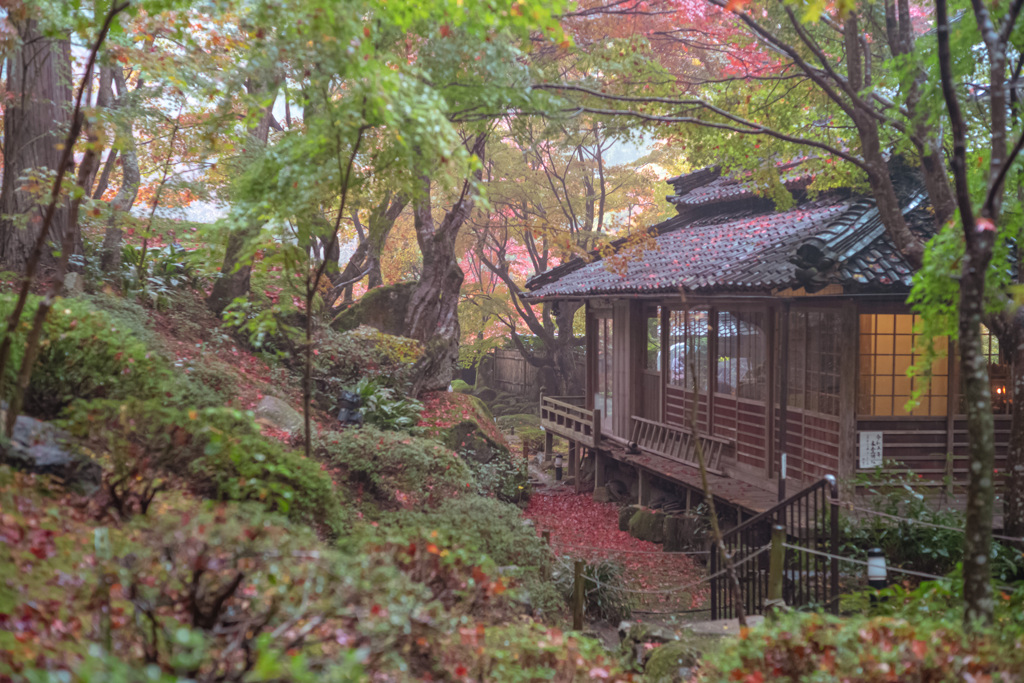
<box><xmin>700</xmin><ymin>608</ymin><xmax>1024</xmax><ymax>682</ymax></box>
<box><xmin>842</xmin><ymin>466</ymin><xmax>1023</xmax><ymax>582</ymax></box>
<box><xmin>460</xmin><ymin>446</ymin><xmax>531</xmax><ymax>504</ymax></box>
<box><xmin>554</xmin><ymin>557</ymin><xmax>635</xmax><ymax>623</ymax></box>
<box><xmin>0</xmin><ymin>294</ymin><xmax>172</xmax><ymax>418</ymax></box>
<box><xmin>379</xmin><ymin>496</ymin><xmax>560</xmax><ymax>615</ymax></box>
<box><xmin>351</xmin><ymin>377</ymin><xmax>423</xmax><ymax>431</ymax></box>
<box><xmin>312</xmin><ymin>326</ymin><xmax>421</xmax><ymax>404</ymax></box>
<box><xmin>61</xmin><ymin>398</ymin><xmax>346</xmax><ymax>536</ymax></box>
<box><xmin>317</xmin><ymin>426</ymin><xmax>473</xmax><ymax>509</ymax></box>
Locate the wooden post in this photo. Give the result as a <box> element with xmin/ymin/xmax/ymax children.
<box><xmin>594</xmin><ymin>449</ymin><xmax>606</xmax><ymax>490</ymax></box>
<box><xmin>838</xmin><ymin>301</ymin><xmax>858</xmax><ymax>482</ymax></box>
<box><xmin>638</xmin><ymin>469</ymin><xmax>651</xmax><ymax>505</ymax></box>
<box><xmin>778</xmin><ymin>303</ymin><xmax>791</xmax><ymax>504</ymax></box>
<box><xmin>570</xmin><ymin>440</ymin><xmax>581</xmax><ymax>494</ymax></box>
<box><xmin>542</xmin><ymin>530</ymin><xmax>551</xmax><ymax>546</ymax></box>
<box><xmin>544</xmin><ymin>429</ymin><xmax>554</xmax><ymax>465</ymax></box>
<box><xmin>766</xmin><ymin>524</ymin><xmax>786</xmax><ymax>615</ymax></box>
<box><xmin>569</xmin><ymin>440</ymin><xmax>577</xmax><ymax>478</ymax></box>
<box><xmin>572</xmin><ymin>560</ymin><xmax>585</xmax><ymax>630</ymax></box>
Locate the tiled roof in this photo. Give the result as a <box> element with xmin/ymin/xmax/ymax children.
<box><xmin>523</xmin><ymin>167</ymin><xmax>924</xmax><ymax>300</ymax></box>
<box><xmin>667</xmin><ymin>161</ymin><xmax>815</xmax><ymax>209</ymax></box>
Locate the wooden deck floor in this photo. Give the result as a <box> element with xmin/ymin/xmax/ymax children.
<box><xmin>602</xmin><ymin>440</ymin><xmax>780</xmax><ymax>517</ymax></box>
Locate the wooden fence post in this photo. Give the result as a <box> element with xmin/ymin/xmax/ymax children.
<box><xmin>572</xmin><ymin>560</ymin><xmax>585</xmax><ymax>630</ymax></box>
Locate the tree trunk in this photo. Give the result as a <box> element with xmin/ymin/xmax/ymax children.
<box><xmin>959</xmin><ymin>236</ymin><xmax>996</xmax><ymax>624</ymax></box>
<box><xmin>0</xmin><ymin>20</ymin><xmax>73</xmax><ymax>272</ymax></box>
<box><xmin>99</xmin><ymin>67</ymin><xmax>141</xmax><ymax>274</ymax></box>
<box><xmin>405</xmin><ymin>138</ymin><xmax>484</xmax><ymax>395</ymax></box>
<box><xmin>207</xmin><ymin>84</ymin><xmax>277</xmax><ymax>316</ymax></box>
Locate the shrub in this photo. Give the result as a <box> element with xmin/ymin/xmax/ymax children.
<box><xmin>460</xmin><ymin>446</ymin><xmax>531</xmax><ymax>504</ymax></box>
<box><xmin>317</xmin><ymin>426</ymin><xmax>473</xmax><ymax>510</ymax></box>
<box><xmin>699</xmin><ymin>609</ymin><xmax>1024</xmax><ymax>682</ymax></box>
<box><xmin>351</xmin><ymin>377</ymin><xmax>423</xmax><ymax>431</ymax></box>
<box><xmin>842</xmin><ymin>466</ymin><xmax>1023</xmax><ymax>582</ymax></box>
<box><xmin>379</xmin><ymin>496</ymin><xmax>560</xmax><ymax>615</ymax></box>
<box><xmin>312</xmin><ymin>326</ymin><xmax>421</xmax><ymax>404</ymax></box>
<box><xmin>0</xmin><ymin>294</ymin><xmax>172</xmax><ymax>418</ymax></box>
<box><xmin>439</xmin><ymin>622</ymin><xmax>630</xmax><ymax>681</ymax></box>
<box><xmin>61</xmin><ymin>398</ymin><xmax>346</xmax><ymax>536</ymax></box>
<box><xmin>554</xmin><ymin>558</ymin><xmax>635</xmax><ymax>623</ymax></box>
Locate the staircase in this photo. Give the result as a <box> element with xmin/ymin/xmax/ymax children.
<box><xmin>709</xmin><ymin>476</ymin><xmax>840</xmax><ymax>619</ymax></box>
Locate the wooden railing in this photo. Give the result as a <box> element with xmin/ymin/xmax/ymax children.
<box><xmin>540</xmin><ymin>395</ymin><xmax>600</xmax><ymax>448</ymax></box>
<box><xmin>710</xmin><ymin>476</ymin><xmax>840</xmax><ymax>620</ymax></box>
<box><xmin>629</xmin><ymin>416</ymin><xmax>733</xmax><ymax>475</ymax></box>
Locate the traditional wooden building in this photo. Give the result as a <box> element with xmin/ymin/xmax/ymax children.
<box><xmin>525</xmin><ymin>163</ymin><xmax>1010</xmax><ymax>515</ymax></box>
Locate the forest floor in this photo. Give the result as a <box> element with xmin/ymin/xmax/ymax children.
<box><xmin>521</xmin><ymin>459</ymin><xmax>710</xmax><ymax>618</ymax></box>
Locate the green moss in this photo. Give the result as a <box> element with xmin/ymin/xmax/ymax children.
<box><xmin>330</xmin><ymin>282</ymin><xmax>415</xmax><ymax>335</ymax></box>
<box><xmin>644</xmin><ymin>640</ymin><xmax>701</xmax><ymax>682</ymax></box>
<box><xmin>61</xmin><ymin>398</ymin><xmax>347</xmax><ymax>536</ymax></box>
<box><xmin>318</xmin><ymin>426</ymin><xmax>473</xmax><ymax>510</ymax></box>
<box><xmin>450</xmin><ymin>379</ymin><xmax>472</xmax><ymax>393</ymax></box>
<box><xmin>619</xmin><ymin>504</ymin><xmax>640</xmax><ymax>532</ymax></box>
<box><xmin>0</xmin><ymin>293</ymin><xmax>173</xmax><ymax>419</ymax></box>
<box><xmin>628</xmin><ymin>508</ymin><xmax>665</xmax><ymax>544</ymax></box>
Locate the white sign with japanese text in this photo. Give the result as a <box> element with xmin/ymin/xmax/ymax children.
<box><xmin>859</xmin><ymin>431</ymin><xmax>884</xmax><ymax>469</ymax></box>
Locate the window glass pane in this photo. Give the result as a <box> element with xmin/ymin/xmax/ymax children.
<box><xmin>859</xmin><ymin>313</ymin><xmax>949</xmax><ymax>417</ymax></box>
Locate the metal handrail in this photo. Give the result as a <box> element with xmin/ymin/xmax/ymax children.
<box><xmin>710</xmin><ymin>475</ymin><xmax>840</xmax><ymax>619</ymax></box>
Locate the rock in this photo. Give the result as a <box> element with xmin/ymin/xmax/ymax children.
<box><xmin>474</xmin><ymin>388</ymin><xmax>498</xmax><ymax>403</ymax></box>
<box><xmin>63</xmin><ymin>271</ymin><xmax>85</xmax><ymax>295</ymax></box>
<box><xmin>592</xmin><ymin>486</ymin><xmax>612</xmax><ymax>503</ymax></box>
<box><xmin>619</xmin><ymin>504</ymin><xmax>640</xmax><ymax>531</ymax></box>
<box><xmin>331</xmin><ymin>281</ymin><xmax>416</xmax><ymax>335</ymax></box>
<box><xmin>664</xmin><ymin>513</ymin><xmax>707</xmax><ymax>552</ymax></box>
<box><xmin>644</xmin><ymin>641</ymin><xmax>700</xmax><ymax>683</ymax></box>
<box><xmin>628</xmin><ymin>508</ymin><xmax>665</xmax><ymax>544</ymax></box>
<box><xmin>606</xmin><ymin>479</ymin><xmax>629</xmax><ymax>502</ymax></box>
<box><xmin>254</xmin><ymin>396</ymin><xmax>304</xmax><ymax>435</ymax></box>
<box><xmin>1</xmin><ymin>414</ymin><xmax>100</xmax><ymax>491</ymax></box>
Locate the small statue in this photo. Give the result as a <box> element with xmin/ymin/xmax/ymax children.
<box><xmin>336</xmin><ymin>390</ymin><xmax>364</xmax><ymax>426</ymax></box>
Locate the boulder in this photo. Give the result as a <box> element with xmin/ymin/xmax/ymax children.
<box><xmin>254</xmin><ymin>396</ymin><xmax>303</xmax><ymax>435</ymax></box>
<box><xmin>628</xmin><ymin>508</ymin><xmax>665</xmax><ymax>544</ymax></box>
<box><xmin>1</xmin><ymin>414</ymin><xmax>101</xmax><ymax>491</ymax></box>
<box><xmin>643</xmin><ymin>641</ymin><xmax>701</xmax><ymax>683</ymax></box>
<box><xmin>331</xmin><ymin>281</ymin><xmax>415</xmax><ymax>336</ymax></box>
<box><xmin>592</xmin><ymin>486</ymin><xmax>612</xmax><ymax>503</ymax></box>
<box><xmin>63</xmin><ymin>271</ymin><xmax>85</xmax><ymax>295</ymax></box>
<box><xmin>618</xmin><ymin>504</ymin><xmax>640</xmax><ymax>531</ymax></box>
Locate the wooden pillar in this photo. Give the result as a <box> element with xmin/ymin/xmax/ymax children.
<box><xmin>778</xmin><ymin>302</ymin><xmax>792</xmax><ymax>502</ymax></box>
<box><xmin>569</xmin><ymin>440</ymin><xmax>580</xmax><ymax>493</ymax></box>
<box><xmin>594</xmin><ymin>449</ymin><xmax>606</xmax><ymax>489</ymax></box>
<box><xmin>544</xmin><ymin>429</ymin><xmax>554</xmax><ymax>463</ymax></box>
<box><xmin>708</xmin><ymin>305</ymin><xmax>718</xmax><ymax>430</ymax></box>
<box><xmin>638</xmin><ymin>469</ymin><xmax>651</xmax><ymax>505</ymax></box>
<box><xmin>838</xmin><ymin>301</ymin><xmax>858</xmax><ymax>482</ymax></box>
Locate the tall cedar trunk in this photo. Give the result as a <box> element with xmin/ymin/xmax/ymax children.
<box><xmin>207</xmin><ymin>84</ymin><xmax>277</xmax><ymax>316</ymax></box>
<box><xmin>100</xmin><ymin>67</ymin><xmax>141</xmax><ymax>273</ymax></box>
<box><xmin>0</xmin><ymin>20</ymin><xmax>73</xmax><ymax>272</ymax></box>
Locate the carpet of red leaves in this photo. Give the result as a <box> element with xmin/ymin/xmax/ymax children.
<box><xmin>525</xmin><ymin>488</ymin><xmax>708</xmax><ymax>612</ymax></box>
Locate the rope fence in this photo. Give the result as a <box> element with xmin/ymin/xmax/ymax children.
<box><xmin>554</xmin><ymin>544</ymin><xmax>769</xmax><ymax>597</ymax></box>
<box><xmin>845</xmin><ymin>503</ymin><xmax>1024</xmax><ymax>545</ymax></box>
<box><xmin>549</xmin><ymin>541</ymin><xmax>710</xmax><ymax>556</ymax></box>
<box><xmin>782</xmin><ymin>543</ymin><xmax>1017</xmax><ymax>593</ymax></box>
